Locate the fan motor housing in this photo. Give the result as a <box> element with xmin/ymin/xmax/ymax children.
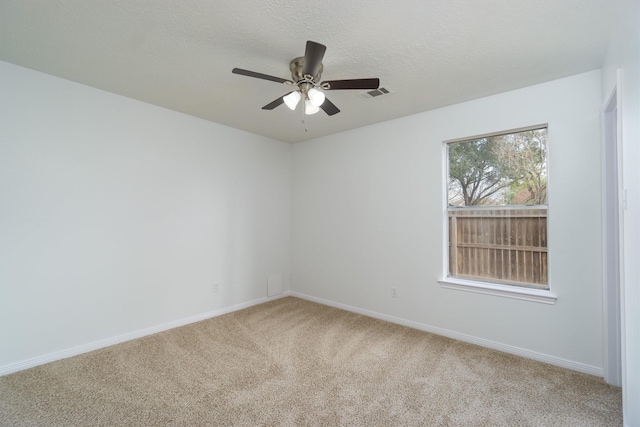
<box><xmin>290</xmin><ymin>57</ymin><xmax>322</xmax><ymax>85</ymax></box>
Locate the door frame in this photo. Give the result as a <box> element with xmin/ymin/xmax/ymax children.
<box><xmin>602</xmin><ymin>72</ymin><xmax>624</xmax><ymax>386</ymax></box>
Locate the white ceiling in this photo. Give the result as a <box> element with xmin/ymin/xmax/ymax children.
<box><xmin>0</xmin><ymin>0</ymin><xmax>620</xmax><ymax>143</ymax></box>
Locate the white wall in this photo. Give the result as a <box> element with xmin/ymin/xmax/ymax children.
<box><xmin>602</xmin><ymin>0</ymin><xmax>640</xmax><ymax>425</ymax></box>
<box><xmin>292</xmin><ymin>70</ymin><xmax>604</xmax><ymax>371</ymax></box>
<box><xmin>0</xmin><ymin>61</ymin><xmax>291</xmax><ymax>368</ymax></box>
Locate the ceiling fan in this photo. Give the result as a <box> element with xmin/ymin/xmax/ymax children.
<box><xmin>232</xmin><ymin>40</ymin><xmax>380</xmax><ymax>116</ymax></box>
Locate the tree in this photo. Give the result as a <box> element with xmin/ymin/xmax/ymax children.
<box><xmin>492</xmin><ymin>129</ymin><xmax>547</xmax><ymax>205</ymax></box>
<box><xmin>448</xmin><ymin>137</ymin><xmax>509</xmax><ymax>206</ymax></box>
<box><xmin>448</xmin><ymin>129</ymin><xmax>547</xmax><ymax>206</ymax></box>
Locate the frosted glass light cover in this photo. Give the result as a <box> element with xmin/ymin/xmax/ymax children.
<box><xmin>305</xmin><ymin>99</ymin><xmax>320</xmax><ymax>115</ymax></box>
<box><xmin>308</xmin><ymin>88</ymin><xmax>326</xmax><ymax>107</ymax></box>
<box><xmin>283</xmin><ymin>91</ymin><xmax>301</xmax><ymax>110</ymax></box>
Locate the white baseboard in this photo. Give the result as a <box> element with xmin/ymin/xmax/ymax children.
<box><xmin>0</xmin><ymin>292</ymin><xmax>290</xmax><ymax>377</ymax></box>
<box><xmin>289</xmin><ymin>292</ymin><xmax>604</xmax><ymax>377</ymax></box>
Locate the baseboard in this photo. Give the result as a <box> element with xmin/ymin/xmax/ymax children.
<box><xmin>0</xmin><ymin>292</ymin><xmax>291</xmax><ymax>377</ymax></box>
<box><xmin>289</xmin><ymin>292</ymin><xmax>604</xmax><ymax>377</ymax></box>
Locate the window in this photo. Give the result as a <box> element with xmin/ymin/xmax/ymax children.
<box><xmin>445</xmin><ymin>126</ymin><xmax>549</xmax><ymax>291</ymax></box>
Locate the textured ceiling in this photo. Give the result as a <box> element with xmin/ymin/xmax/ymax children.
<box><xmin>0</xmin><ymin>0</ymin><xmax>620</xmax><ymax>143</ymax></box>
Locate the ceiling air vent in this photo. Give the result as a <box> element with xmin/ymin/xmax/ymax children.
<box><xmin>362</xmin><ymin>86</ymin><xmax>392</xmax><ymax>99</ymax></box>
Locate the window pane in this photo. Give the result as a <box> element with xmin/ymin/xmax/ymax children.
<box><xmin>448</xmin><ymin>128</ymin><xmax>547</xmax><ymax>207</ymax></box>
<box><xmin>448</xmin><ymin>207</ymin><xmax>548</xmax><ymax>288</ymax></box>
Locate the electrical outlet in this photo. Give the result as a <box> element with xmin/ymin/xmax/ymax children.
<box><xmin>392</xmin><ymin>287</ymin><xmax>398</xmax><ymax>298</ymax></box>
<box><xmin>213</xmin><ymin>283</ymin><xmax>220</xmax><ymax>293</ymax></box>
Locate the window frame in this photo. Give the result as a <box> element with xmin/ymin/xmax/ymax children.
<box><xmin>439</xmin><ymin>124</ymin><xmax>557</xmax><ymax>304</ymax></box>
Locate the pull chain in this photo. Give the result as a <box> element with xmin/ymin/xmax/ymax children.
<box><xmin>302</xmin><ymin>104</ymin><xmax>308</xmax><ymax>132</ymax></box>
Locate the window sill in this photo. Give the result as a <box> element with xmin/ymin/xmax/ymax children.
<box><xmin>438</xmin><ymin>277</ymin><xmax>557</xmax><ymax>305</ymax></box>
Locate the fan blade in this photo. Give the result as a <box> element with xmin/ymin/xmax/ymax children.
<box><xmin>262</xmin><ymin>92</ymin><xmax>295</xmax><ymax>110</ymax></box>
<box><xmin>322</xmin><ymin>78</ymin><xmax>380</xmax><ymax>90</ymax></box>
<box><xmin>320</xmin><ymin>97</ymin><xmax>340</xmax><ymax>116</ymax></box>
<box><xmin>301</xmin><ymin>41</ymin><xmax>326</xmax><ymax>77</ymax></box>
<box><xmin>232</xmin><ymin>68</ymin><xmax>292</xmax><ymax>84</ymax></box>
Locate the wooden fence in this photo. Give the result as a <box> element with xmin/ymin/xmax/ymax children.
<box><xmin>448</xmin><ymin>207</ymin><xmax>548</xmax><ymax>288</ymax></box>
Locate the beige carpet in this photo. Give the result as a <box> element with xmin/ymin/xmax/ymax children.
<box><xmin>0</xmin><ymin>297</ymin><xmax>622</xmax><ymax>426</ymax></box>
